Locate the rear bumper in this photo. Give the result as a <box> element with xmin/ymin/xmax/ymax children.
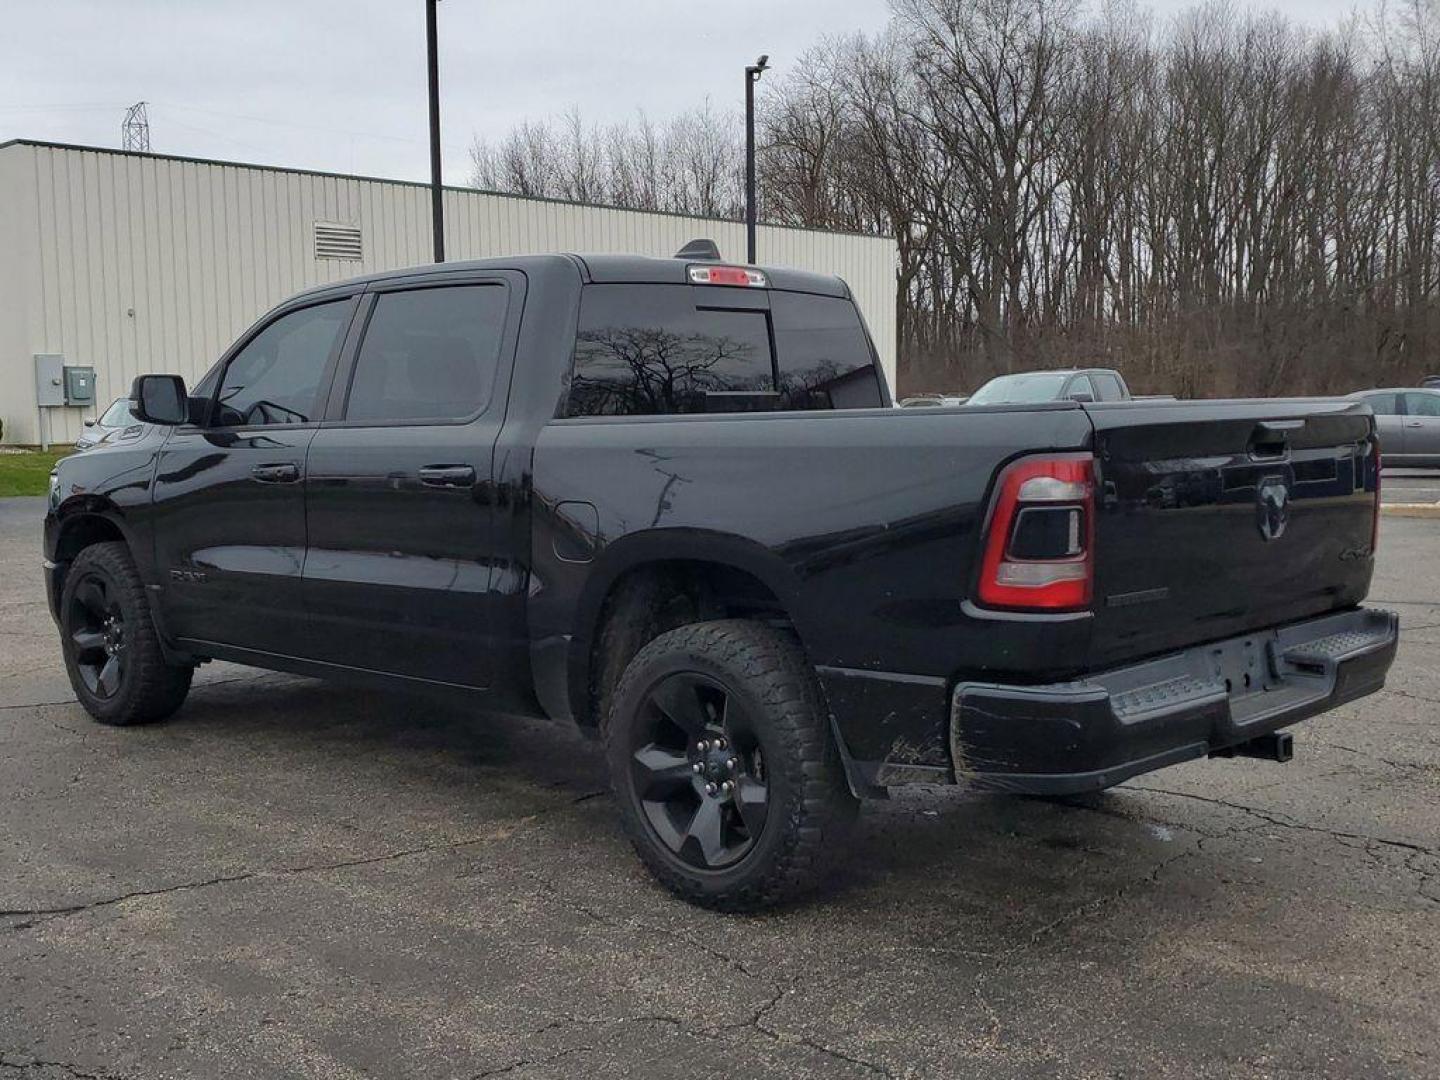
<box><xmin>950</xmin><ymin>607</ymin><xmax>1398</xmax><ymax>795</ymax></box>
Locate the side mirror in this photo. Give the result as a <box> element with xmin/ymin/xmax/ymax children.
<box><xmin>83</xmin><ymin>418</ymin><xmax>96</xmax><ymax>427</ymax></box>
<box><xmin>130</xmin><ymin>374</ymin><xmax>189</xmax><ymax>425</ymax></box>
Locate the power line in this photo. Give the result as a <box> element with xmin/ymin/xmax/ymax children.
<box><xmin>151</xmin><ymin>101</ymin><xmax>469</xmax><ymax>155</ymax></box>
<box><xmin>0</xmin><ymin>103</ymin><xmax>117</xmax><ymax>113</ymax></box>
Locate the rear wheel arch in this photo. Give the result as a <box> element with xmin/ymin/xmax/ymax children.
<box><xmin>573</xmin><ymin>542</ymin><xmax>808</xmax><ymax>734</ymax></box>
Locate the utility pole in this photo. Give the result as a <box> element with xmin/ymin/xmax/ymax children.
<box><xmin>121</xmin><ymin>102</ymin><xmax>151</xmax><ymax>152</ymax></box>
<box><xmin>426</xmin><ymin>0</ymin><xmax>445</xmax><ymax>263</ymax></box>
<box><xmin>744</xmin><ymin>55</ymin><xmax>769</xmax><ymax>265</ymax></box>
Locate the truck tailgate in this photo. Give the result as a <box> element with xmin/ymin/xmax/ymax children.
<box><xmin>1086</xmin><ymin>398</ymin><xmax>1379</xmax><ymax>669</ymax></box>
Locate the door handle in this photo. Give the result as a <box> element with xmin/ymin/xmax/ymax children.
<box><xmin>1405</xmin><ymin>421</ymin><xmax>1424</xmax><ymax>428</ymax></box>
<box><xmin>251</xmin><ymin>462</ymin><xmax>300</xmax><ymax>484</ymax></box>
<box><xmin>418</xmin><ymin>464</ymin><xmax>476</xmax><ymax>488</ymax></box>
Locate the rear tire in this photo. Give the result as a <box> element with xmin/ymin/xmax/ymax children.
<box><xmin>59</xmin><ymin>542</ymin><xmax>193</xmax><ymax>726</ymax></box>
<box><xmin>605</xmin><ymin>619</ymin><xmax>857</xmax><ymax>911</ymax></box>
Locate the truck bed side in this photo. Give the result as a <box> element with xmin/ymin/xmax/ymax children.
<box><xmin>528</xmin><ymin>403</ymin><xmax>1096</xmax><ymax>767</ymax></box>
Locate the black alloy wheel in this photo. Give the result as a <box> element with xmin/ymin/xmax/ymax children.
<box><xmin>628</xmin><ymin>670</ymin><xmax>770</xmax><ymax>870</ymax></box>
<box><xmin>66</xmin><ymin>571</ymin><xmax>128</xmax><ymax>700</ymax></box>
<box><xmin>605</xmin><ymin>619</ymin><xmax>857</xmax><ymax>910</ymax></box>
<box><xmin>59</xmin><ymin>541</ymin><xmax>193</xmax><ymax>726</ymax></box>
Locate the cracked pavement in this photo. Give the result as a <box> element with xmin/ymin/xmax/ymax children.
<box><xmin>0</xmin><ymin>495</ymin><xmax>1436</xmax><ymax>1079</ymax></box>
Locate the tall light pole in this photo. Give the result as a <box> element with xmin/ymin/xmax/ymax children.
<box><xmin>426</xmin><ymin>0</ymin><xmax>445</xmax><ymax>263</ymax></box>
<box><xmin>744</xmin><ymin>54</ymin><xmax>769</xmax><ymax>265</ymax></box>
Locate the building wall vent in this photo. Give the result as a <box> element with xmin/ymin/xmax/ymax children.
<box><xmin>314</xmin><ymin>221</ymin><xmax>363</xmax><ymax>261</ymax></box>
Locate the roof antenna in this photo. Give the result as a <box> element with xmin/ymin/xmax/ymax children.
<box><xmin>675</xmin><ymin>238</ymin><xmax>722</xmax><ymax>261</ymax></box>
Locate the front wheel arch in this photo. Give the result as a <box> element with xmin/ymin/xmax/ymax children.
<box><xmin>53</xmin><ymin>510</ymin><xmax>128</xmax><ymax>564</ymax></box>
<box><xmin>48</xmin><ymin>509</ymin><xmax>133</xmax><ymax>612</ymax></box>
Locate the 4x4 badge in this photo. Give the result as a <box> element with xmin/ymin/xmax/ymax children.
<box><xmin>1257</xmin><ymin>476</ymin><xmax>1290</xmax><ymax>541</ymax></box>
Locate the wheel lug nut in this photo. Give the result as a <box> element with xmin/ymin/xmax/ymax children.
<box><xmin>692</xmin><ymin>762</ymin><xmax>704</xmax><ymax>774</ymax></box>
<box><xmin>716</xmin><ymin>737</ymin><xmax>726</xmax><ymax>750</ymax></box>
<box><xmin>697</xmin><ymin>740</ymin><xmax>709</xmax><ymax>752</ymax></box>
<box><xmin>704</xmin><ymin>782</ymin><xmax>718</xmax><ymax>796</ymax></box>
<box><xmin>721</xmin><ymin>780</ymin><xmax>735</xmax><ymax>794</ymax></box>
<box><xmin>727</xmin><ymin>757</ymin><xmax>738</xmax><ymax>770</ymax></box>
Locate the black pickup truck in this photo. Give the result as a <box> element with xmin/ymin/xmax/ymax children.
<box><xmin>44</xmin><ymin>247</ymin><xmax>1397</xmax><ymax>909</ymax></box>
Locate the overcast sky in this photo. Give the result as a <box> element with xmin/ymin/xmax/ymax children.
<box><xmin>1</xmin><ymin>0</ymin><xmax>1366</xmax><ymax>187</ymax></box>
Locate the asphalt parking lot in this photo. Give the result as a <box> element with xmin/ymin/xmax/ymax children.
<box><xmin>1383</xmin><ymin>467</ymin><xmax>1440</xmax><ymax>505</ymax></box>
<box><xmin>1</xmin><ymin>495</ymin><xmax>1436</xmax><ymax>1079</ymax></box>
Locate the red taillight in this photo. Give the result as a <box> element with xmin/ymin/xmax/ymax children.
<box><xmin>687</xmin><ymin>264</ymin><xmax>768</xmax><ymax>287</ymax></box>
<box><xmin>977</xmin><ymin>454</ymin><xmax>1095</xmax><ymax>611</ymax></box>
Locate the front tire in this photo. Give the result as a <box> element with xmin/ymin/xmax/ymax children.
<box><xmin>605</xmin><ymin>619</ymin><xmax>857</xmax><ymax>911</ymax></box>
<box><xmin>59</xmin><ymin>542</ymin><xmax>193</xmax><ymax>726</ymax></box>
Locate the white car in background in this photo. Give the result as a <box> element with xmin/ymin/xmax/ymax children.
<box><xmin>74</xmin><ymin>398</ymin><xmax>141</xmax><ymax>452</ymax></box>
<box><xmin>897</xmin><ymin>394</ymin><xmax>968</xmax><ymax>408</ymax></box>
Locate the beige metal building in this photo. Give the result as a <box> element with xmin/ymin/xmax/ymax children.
<box><xmin>0</xmin><ymin>139</ymin><xmax>898</xmax><ymax>446</ymax></box>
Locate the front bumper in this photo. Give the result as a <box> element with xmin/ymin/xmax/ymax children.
<box><xmin>43</xmin><ymin>558</ymin><xmax>63</xmax><ymax>624</ymax></box>
<box><xmin>950</xmin><ymin>607</ymin><xmax>1398</xmax><ymax>795</ymax></box>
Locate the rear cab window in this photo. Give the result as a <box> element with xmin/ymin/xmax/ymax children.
<box><xmin>565</xmin><ymin>284</ymin><xmax>883</xmax><ymax>416</ymax></box>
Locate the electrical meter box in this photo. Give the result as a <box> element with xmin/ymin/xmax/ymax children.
<box><xmin>63</xmin><ymin>365</ymin><xmax>96</xmax><ymax>406</ymax></box>
<box><xmin>34</xmin><ymin>354</ymin><xmax>65</xmax><ymax>407</ymax></box>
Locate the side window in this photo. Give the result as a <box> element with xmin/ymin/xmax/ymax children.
<box><xmin>1092</xmin><ymin>374</ymin><xmax>1124</xmax><ymax>402</ymax></box>
<box><xmin>771</xmin><ymin>292</ymin><xmax>882</xmax><ymax>410</ymax></box>
<box><xmin>1067</xmin><ymin>376</ymin><xmax>1098</xmax><ymax>401</ymax></box>
<box><xmin>1365</xmin><ymin>393</ymin><xmax>1401</xmax><ymax>415</ymax></box>
<box><xmin>568</xmin><ymin>285</ymin><xmax>773</xmax><ymax>416</ymax></box>
<box><xmin>345</xmin><ymin>285</ymin><xmax>508</xmax><ymax>422</ymax></box>
<box><xmin>1404</xmin><ymin>392</ymin><xmax>1440</xmax><ymax>417</ymax></box>
<box><xmin>214</xmin><ymin>299</ymin><xmax>351</xmax><ymax>426</ymax></box>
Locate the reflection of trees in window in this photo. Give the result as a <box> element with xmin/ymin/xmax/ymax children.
<box><xmin>778</xmin><ymin>359</ymin><xmax>843</xmax><ymax>410</ymax></box>
<box><xmin>570</xmin><ymin>327</ymin><xmax>770</xmax><ymax>415</ymax></box>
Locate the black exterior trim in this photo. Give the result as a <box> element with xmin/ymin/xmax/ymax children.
<box><xmin>950</xmin><ymin>607</ymin><xmax>1398</xmax><ymax>795</ymax></box>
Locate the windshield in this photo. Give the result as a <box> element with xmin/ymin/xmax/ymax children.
<box><xmin>98</xmin><ymin>398</ymin><xmax>135</xmax><ymax>426</ymax></box>
<box><xmin>966</xmin><ymin>372</ymin><xmax>1070</xmax><ymax>405</ymax></box>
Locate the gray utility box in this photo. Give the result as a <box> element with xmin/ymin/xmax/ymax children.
<box><xmin>63</xmin><ymin>365</ymin><xmax>96</xmax><ymax>406</ymax></box>
<box><xmin>34</xmin><ymin>354</ymin><xmax>65</xmax><ymax>407</ymax></box>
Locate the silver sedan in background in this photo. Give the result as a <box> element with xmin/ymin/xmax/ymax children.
<box><xmin>1348</xmin><ymin>387</ymin><xmax>1440</xmax><ymax>467</ymax></box>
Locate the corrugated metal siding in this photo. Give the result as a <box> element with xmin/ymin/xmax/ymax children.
<box><xmin>0</xmin><ymin>142</ymin><xmax>898</xmax><ymax>444</ymax></box>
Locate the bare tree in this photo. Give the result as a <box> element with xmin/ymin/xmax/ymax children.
<box><xmin>467</xmin><ymin>0</ymin><xmax>1440</xmax><ymax>397</ymax></box>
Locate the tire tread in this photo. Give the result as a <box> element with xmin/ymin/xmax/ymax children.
<box><xmin>606</xmin><ymin>619</ymin><xmax>856</xmax><ymax>911</ymax></box>
<box><xmin>61</xmin><ymin>542</ymin><xmax>192</xmax><ymax>726</ymax></box>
